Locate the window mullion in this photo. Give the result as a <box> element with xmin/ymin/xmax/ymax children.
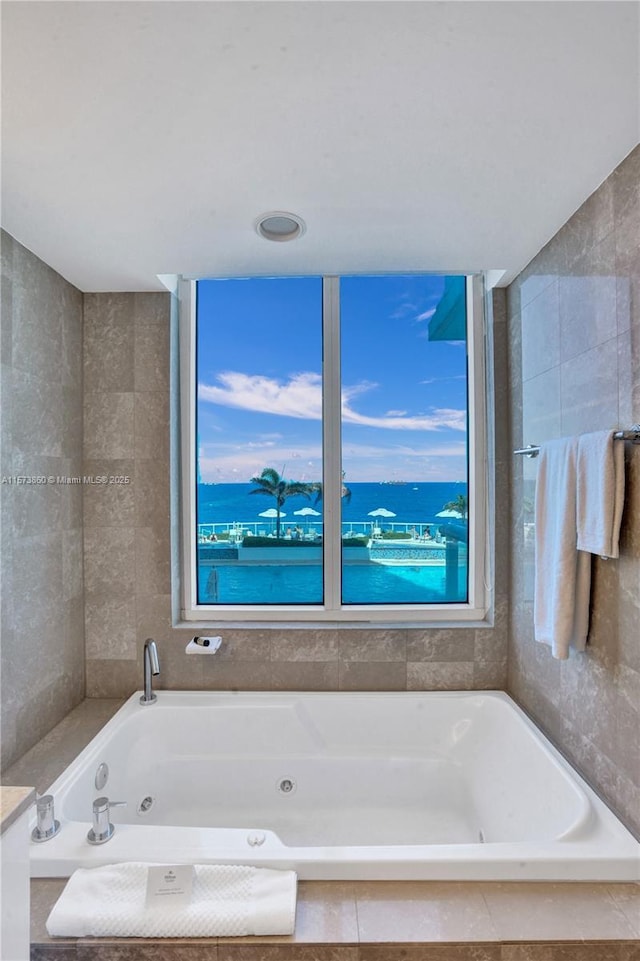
<box><xmin>322</xmin><ymin>276</ymin><xmax>342</xmax><ymax>612</ymax></box>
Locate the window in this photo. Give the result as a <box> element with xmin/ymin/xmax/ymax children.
<box><xmin>179</xmin><ymin>274</ymin><xmax>488</xmax><ymax>624</ymax></box>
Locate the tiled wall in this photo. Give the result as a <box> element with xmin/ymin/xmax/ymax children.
<box><xmin>0</xmin><ymin>231</ymin><xmax>85</xmax><ymax>770</ymax></box>
<box><xmin>83</xmin><ymin>291</ymin><xmax>510</xmax><ymax>698</ymax></box>
<box><xmin>507</xmin><ymin>144</ymin><xmax>640</xmax><ymax>834</ymax></box>
<box><xmin>0</xmin><ymin>237</ymin><xmax>509</xmax><ymax>764</ymax></box>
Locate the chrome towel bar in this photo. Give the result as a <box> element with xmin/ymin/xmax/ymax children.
<box><xmin>514</xmin><ymin>426</ymin><xmax>640</xmax><ymax>458</ymax></box>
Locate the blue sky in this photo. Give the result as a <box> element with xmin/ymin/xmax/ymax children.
<box><xmin>197</xmin><ymin>275</ymin><xmax>468</xmax><ymax>483</ymax></box>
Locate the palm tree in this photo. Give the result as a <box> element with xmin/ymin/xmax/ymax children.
<box><xmin>249</xmin><ymin>467</ymin><xmax>312</xmax><ymax>540</ymax></box>
<box><xmin>310</xmin><ymin>470</ymin><xmax>352</xmax><ymax>506</ymax></box>
<box><xmin>442</xmin><ymin>493</ymin><xmax>468</xmax><ymax>518</ymax></box>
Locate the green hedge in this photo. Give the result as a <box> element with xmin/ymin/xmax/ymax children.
<box><xmin>380</xmin><ymin>530</ymin><xmax>411</xmax><ymax>540</ymax></box>
<box><xmin>241</xmin><ymin>536</ymin><xmax>369</xmax><ymax>548</ymax></box>
<box><xmin>241</xmin><ymin>536</ymin><xmax>321</xmax><ymax>547</ymax></box>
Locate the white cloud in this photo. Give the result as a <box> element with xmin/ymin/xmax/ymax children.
<box><xmin>341</xmin><ymin>441</ymin><xmax>467</xmax><ymax>459</ymax></box>
<box><xmin>199</xmin><ymin>371</ymin><xmax>465</xmax><ymax>433</ymax></box>
<box><xmin>420</xmin><ymin>374</ymin><xmax>467</xmax><ymax>385</ymax></box>
<box><xmin>342</xmin><ymin>404</ymin><xmax>466</xmax><ymax>432</ymax></box>
<box><xmin>415</xmin><ymin>308</ymin><xmax>436</xmax><ymax>322</ymax></box>
<box><xmin>198</xmin><ymin>439</ymin><xmax>323</xmax><ymax>483</ymax></box>
<box><xmin>199</xmin><ymin>371</ymin><xmax>322</xmax><ymax>419</ymax></box>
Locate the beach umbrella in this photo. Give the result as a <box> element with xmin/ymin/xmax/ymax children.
<box><xmin>368</xmin><ymin>507</ymin><xmax>396</xmax><ymax>534</ymax></box>
<box><xmin>435</xmin><ymin>508</ymin><xmax>463</xmax><ymax>518</ymax></box>
<box><xmin>258</xmin><ymin>506</ymin><xmax>287</xmax><ymax>536</ymax></box>
<box><xmin>293</xmin><ymin>505</ymin><xmax>321</xmax><ymax>534</ymax></box>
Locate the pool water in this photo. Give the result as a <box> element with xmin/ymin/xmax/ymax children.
<box><xmin>198</xmin><ymin>562</ymin><xmax>467</xmax><ymax>605</ymax></box>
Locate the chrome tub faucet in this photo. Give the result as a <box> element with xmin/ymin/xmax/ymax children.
<box><xmin>87</xmin><ymin>796</ymin><xmax>126</xmax><ymax>845</ymax></box>
<box><xmin>140</xmin><ymin>637</ymin><xmax>160</xmax><ymax>705</ymax></box>
<box><xmin>31</xmin><ymin>794</ymin><xmax>60</xmax><ymax>843</ymax></box>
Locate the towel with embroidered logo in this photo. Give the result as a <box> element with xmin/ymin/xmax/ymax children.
<box><xmin>46</xmin><ymin>862</ymin><xmax>297</xmax><ymax>938</ymax></box>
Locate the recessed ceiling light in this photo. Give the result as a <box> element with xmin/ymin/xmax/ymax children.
<box><xmin>255</xmin><ymin>211</ymin><xmax>306</xmax><ymax>242</ymax></box>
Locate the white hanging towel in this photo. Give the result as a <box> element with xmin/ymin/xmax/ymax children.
<box><xmin>576</xmin><ymin>430</ymin><xmax>625</xmax><ymax>559</ymax></box>
<box><xmin>534</xmin><ymin>437</ymin><xmax>591</xmax><ymax>660</ymax></box>
<box><xmin>46</xmin><ymin>862</ymin><xmax>297</xmax><ymax>938</ymax></box>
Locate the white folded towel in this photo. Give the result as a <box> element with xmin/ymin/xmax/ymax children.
<box><xmin>46</xmin><ymin>862</ymin><xmax>297</xmax><ymax>938</ymax></box>
<box><xmin>576</xmin><ymin>430</ymin><xmax>625</xmax><ymax>558</ymax></box>
<box><xmin>534</xmin><ymin>437</ymin><xmax>591</xmax><ymax>660</ymax></box>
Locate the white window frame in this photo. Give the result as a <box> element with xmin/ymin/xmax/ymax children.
<box><xmin>178</xmin><ymin>274</ymin><xmax>490</xmax><ymax>627</ymax></box>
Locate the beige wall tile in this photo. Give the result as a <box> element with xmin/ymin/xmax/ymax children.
<box><xmin>562</xmin><ymin>175</ymin><xmax>615</xmax><ymax>268</ymax></box>
<box><xmin>559</xmin><ymin>232</ymin><xmax>618</xmax><ymax>363</ymax></box>
<box><xmin>133</xmin><ymin>291</ymin><xmax>171</xmax><ymax>325</ymax></box>
<box><xmin>11</xmin><ymin>371</ymin><xmax>64</xmax><ymax>456</ymax></box>
<box><xmin>271</xmin><ymin>632</ymin><xmax>340</xmax><ymax>662</ymax></box>
<box><xmin>560</xmin><ymin>336</ymin><xmax>619</xmax><ymax>435</ymax></box>
<box><xmin>83</xmin><ymin>460</ymin><xmax>136</xmax><ymax>528</ymax></box>
<box><xmin>521</xmin><ymin>280</ymin><xmax>560</xmax><ymax>380</ymax></box>
<box><xmin>84</xmin><ymin>527</ymin><xmax>136</xmax><ymax>597</ymax></box>
<box><xmin>135</xmin><ymin>321</ymin><xmax>170</xmax><ymax>392</ymax></box>
<box><xmin>407</xmin><ymin>629</ymin><xmax>474</xmax><ymax>662</ymax></box>
<box><xmin>135</xmin><ymin>525</ymin><xmax>171</xmax><ymax>595</ymax></box>
<box><xmin>407</xmin><ymin>662</ymin><xmax>475</xmax><ymax>690</ymax></box>
<box><xmin>85</xmin><ymin>595</ymin><xmax>137</xmax><ymax>660</ymax></box>
<box><xmin>85</xmin><ymin>658</ymin><xmax>138</xmax><ymax>698</ymax></box>
<box><xmin>507</xmin><ymin>145</ymin><xmax>640</xmax><ymax>834</ymax></box>
<box><xmin>84</xmin><ymin>308</ymin><xmax>134</xmax><ymax>391</ymax></box>
<box><xmin>61</xmin><ymin>387</ymin><xmax>83</xmax><ymax>459</ymax></box>
<box><xmin>135</xmin><ymin>391</ymin><xmax>169</xmax><ymax>460</ymax></box>
<box><xmin>339</xmin><ymin>630</ymin><xmax>406</xmax><ymax>662</ymax></box>
<box><xmin>84</xmin><ymin>392</ymin><xmax>135</xmax><ymax>459</ymax></box>
<box><xmin>133</xmin><ymin>459</ymin><xmax>169</xmax><ymax>528</ymax></box>
<box><xmin>271</xmin><ymin>661</ymin><xmax>340</xmax><ymax>691</ymax></box>
<box><xmin>473</xmin><ymin>659</ymin><xmax>507</xmax><ymax>689</ymax></box>
<box><xmin>339</xmin><ymin>660</ymin><xmax>407</xmax><ymax>690</ymax></box>
<box><xmin>215</xmin><ymin>630</ymin><xmax>272</xmax><ymax>661</ymax></box>
<box><xmin>201</xmin><ymin>658</ymin><xmax>273</xmax><ymax>691</ymax></box>
<box><xmin>522</xmin><ymin>367</ymin><xmax>562</xmax><ymax>444</ymax></box>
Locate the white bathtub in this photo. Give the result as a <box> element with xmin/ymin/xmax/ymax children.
<box><xmin>30</xmin><ymin>690</ymin><xmax>639</xmax><ymax>880</ymax></box>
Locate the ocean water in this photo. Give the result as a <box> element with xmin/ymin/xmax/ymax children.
<box><xmin>197</xmin><ymin>481</ymin><xmax>467</xmax><ymax>529</ymax></box>
<box><xmin>196</xmin><ymin>481</ymin><xmax>468</xmax><ymax>605</ymax></box>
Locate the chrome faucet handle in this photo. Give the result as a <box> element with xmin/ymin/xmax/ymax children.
<box><xmin>87</xmin><ymin>796</ymin><xmax>127</xmax><ymax>845</ymax></box>
<box><xmin>31</xmin><ymin>794</ymin><xmax>61</xmax><ymax>843</ymax></box>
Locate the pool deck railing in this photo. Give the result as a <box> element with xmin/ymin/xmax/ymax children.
<box><xmin>197</xmin><ymin>520</ymin><xmax>457</xmax><ymax>544</ymax></box>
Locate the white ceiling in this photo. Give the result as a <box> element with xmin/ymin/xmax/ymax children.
<box><xmin>1</xmin><ymin>1</ymin><xmax>638</xmax><ymax>292</ymax></box>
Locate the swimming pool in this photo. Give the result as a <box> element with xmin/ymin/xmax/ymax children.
<box><xmin>198</xmin><ymin>561</ymin><xmax>467</xmax><ymax>604</ymax></box>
